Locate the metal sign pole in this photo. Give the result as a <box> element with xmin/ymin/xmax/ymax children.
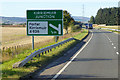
<box><xmin>55</xmin><ymin>36</ymin><xmax>57</xmax><ymax>42</ymax></box>
<box><xmin>32</xmin><ymin>36</ymin><xmax>34</xmax><ymax>50</ymax></box>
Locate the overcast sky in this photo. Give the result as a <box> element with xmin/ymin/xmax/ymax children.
<box><xmin>0</xmin><ymin>0</ymin><xmax>119</xmax><ymax>18</ymax></box>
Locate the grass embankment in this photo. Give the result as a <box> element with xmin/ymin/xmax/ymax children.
<box><xmin>94</xmin><ymin>25</ymin><xmax>120</xmax><ymax>34</ymax></box>
<box><xmin>2</xmin><ymin>27</ymin><xmax>71</xmax><ymax>62</ymax></box>
<box><xmin>1</xmin><ymin>29</ymin><xmax>88</xmax><ymax>79</ymax></box>
<box><xmin>103</xmin><ymin>29</ymin><xmax>120</xmax><ymax>34</ymax></box>
<box><xmin>97</xmin><ymin>28</ymin><xmax>120</xmax><ymax>34</ymax></box>
<box><xmin>93</xmin><ymin>25</ymin><xmax>120</xmax><ymax>29</ymax></box>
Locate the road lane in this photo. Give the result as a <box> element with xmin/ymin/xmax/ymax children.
<box><xmin>33</xmin><ymin>30</ymin><xmax>92</xmax><ymax>79</ymax></box>
<box><xmin>56</xmin><ymin>29</ymin><xmax>118</xmax><ymax>79</ymax></box>
<box><xmin>100</xmin><ymin>29</ymin><xmax>119</xmax><ymax>54</ymax></box>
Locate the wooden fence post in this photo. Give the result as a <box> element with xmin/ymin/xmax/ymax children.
<box><xmin>6</xmin><ymin>47</ymin><xmax>8</xmax><ymax>56</ymax></box>
<box><xmin>15</xmin><ymin>46</ymin><xmax>16</xmax><ymax>52</ymax></box>
<box><xmin>12</xmin><ymin>52</ymin><xmax>14</xmax><ymax>58</ymax></box>
<box><xmin>3</xmin><ymin>47</ymin><xmax>5</xmax><ymax>52</ymax></box>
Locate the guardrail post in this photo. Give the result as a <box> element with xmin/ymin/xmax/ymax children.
<box><xmin>13</xmin><ymin>38</ymin><xmax>75</xmax><ymax>68</ymax></box>
<box><xmin>35</xmin><ymin>50</ymin><xmax>37</xmax><ymax>57</ymax></box>
<box><xmin>42</xmin><ymin>52</ymin><xmax>44</xmax><ymax>55</ymax></box>
<box><xmin>39</xmin><ymin>54</ymin><xmax>40</xmax><ymax>57</ymax></box>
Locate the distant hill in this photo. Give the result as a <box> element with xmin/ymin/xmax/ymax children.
<box><xmin>72</xmin><ymin>16</ymin><xmax>90</xmax><ymax>23</ymax></box>
<box><xmin>0</xmin><ymin>16</ymin><xmax>26</xmax><ymax>24</ymax></box>
<box><xmin>0</xmin><ymin>16</ymin><xmax>90</xmax><ymax>24</ymax></box>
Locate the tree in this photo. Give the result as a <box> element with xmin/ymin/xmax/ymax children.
<box><xmin>95</xmin><ymin>8</ymin><xmax>103</xmax><ymax>24</ymax></box>
<box><xmin>89</xmin><ymin>16</ymin><xmax>95</xmax><ymax>24</ymax></box>
<box><xmin>95</xmin><ymin>7</ymin><xmax>119</xmax><ymax>25</ymax></box>
<box><xmin>70</xmin><ymin>17</ymin><xmax>75</xmax><ymax>32</ymax></box>
<box><xmin>63</xmin><ymin>10</ymin><xmax>72</xmax><ymax>34</ymax></box>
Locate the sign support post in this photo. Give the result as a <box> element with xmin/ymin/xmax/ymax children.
<box><xmin>32</xmin><ymin>36</ymin><xmax>34</xmax><ymax>50</ymax></box>
<box><xmin>55</xmin><ymin>36</ymin><xmax>57</xmax><ymax>42</ymax></box>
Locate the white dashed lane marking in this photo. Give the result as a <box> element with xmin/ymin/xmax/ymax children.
<box><xmin>112</xmin><ymin>43</ymin><xmax>114</xmax><ymax>45</ymax></box>
<box><xmin>51</xmin><ymin>31</ymin><xmax>93</xmax><ymax>80</ymax></box>
<box><xmin>104</xmin><ymin>34</ymin><xmax>118</xmax><ymax>55</ymax></box>
<box><xmin>114</xmin><ymin>47</ymin><xmax>116</xmax><ymax>49</ymax></box>
<box><xmin>116</xmin><ymin>52</ymin><xmax>119</xmax><ymax>55</ymax></box>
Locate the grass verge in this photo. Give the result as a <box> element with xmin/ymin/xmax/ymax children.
<box><xmin>106</xmin><ymin>30</ymin><xmax>120</xmax><ymax>34</ymax></box>
<box><xmin>1</xmin><ymin>29</ymin><xmax>88</xmax><ymax>80</ymax></box>
<box><xmin>100</xmin><ymin>29</ymin><xmax>120</xmax><ymax>34</ymax></box>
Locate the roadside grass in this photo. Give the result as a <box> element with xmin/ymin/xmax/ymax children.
<box><xmin>107</xmin><ymin>30</ymin><xmax>120</xmax><ymax>34</ymax></box>
<box><xmin>2</xmin><ymin>26</ymin><xmax>71</xmax><ymax>48</ymax></box>
<box><xmin>2</xmin><ymin>29</ymin><xmax>81</xmax><ymax>62</ymax></box>
<box><xmin>94</xmin><ymin>26</ymin><xmax>120</xmax><ymax>34</ymax></box>
<box><xmin>1</xmin><ymin>29</ymin><xmax>88</xmax><ymax>79</ymax></box>
<box><xmin>2</xmin><ymin>27</ymin><xmax>54</xmax><ymax>48</ymax></box>
<box><xmin>2</xmin><ymin>27</ymin><xmax>73</xmax><ymax>62</ymax></box>
<box><xmin>100</xmin><ymin>29</ymin><xmax>120</xmax><ymax>34</ymax></box>
<box><xmin>94</xmin><ymin>26</ymin><xmax>119</xmax><ymax>29</ymax></box>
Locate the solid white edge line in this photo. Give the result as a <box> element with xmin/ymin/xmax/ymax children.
<box><xmin>104</xmin><ymin>33</ymin><xmax>111</xmax><ymax>42</ymax></box>
<box><xmin>51</xmin><ymin>31</ymin><xmax>93</xmax><ymax>80</ymax></box>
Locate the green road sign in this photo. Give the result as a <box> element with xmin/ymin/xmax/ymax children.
<box><xmin>27</xmin><ymin>10</ymin><xmax>63</xmax><ymax>36</ymax></box>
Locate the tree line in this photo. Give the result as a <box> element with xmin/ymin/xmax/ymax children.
<box><xmin>89</xmin><ymin>7</ymin><xmax>120</xmax><ymax>25</ymax></box>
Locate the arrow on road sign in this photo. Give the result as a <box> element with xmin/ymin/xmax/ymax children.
<box><xmin>49</xmin><ymin>24</ymin><xmax>61</xmax><ymax>34</ymax></box>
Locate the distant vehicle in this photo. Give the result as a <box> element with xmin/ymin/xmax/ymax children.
<box><xmin>88</xmin><ymin>24</ymin><xmax>93</xmax><ymax>29</ymax></box>
<box><xmin>84</xmin><ymin>23</ymin><xmax>93</xmax><ymax>29</ymax></box>
<box><xmin>84</xmin><ymin>23</ymin><xmax>88</xmax><ymax>29</ymax></box>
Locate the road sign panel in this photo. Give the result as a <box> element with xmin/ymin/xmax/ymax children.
<box><xmin>27</xmin><ymin>10</ymin><xmax>63</xmax><ymax>36</ymax></box>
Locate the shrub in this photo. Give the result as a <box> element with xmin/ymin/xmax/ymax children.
<box><xmin>72</xmin><ymin>25</ymin><xmax>82</xmax><ymax>32</ymax></box>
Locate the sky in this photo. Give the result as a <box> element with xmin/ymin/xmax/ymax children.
<box><xmin>0</xmin><ymin>0</ymin><xmax>119</xmax><ymax>18</ymax></box>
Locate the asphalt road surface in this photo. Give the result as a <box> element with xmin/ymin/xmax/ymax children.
<box><xmin>33</xmin><ymin>29</ymin><xmax>119</xmax><ymax>80</ymax></box>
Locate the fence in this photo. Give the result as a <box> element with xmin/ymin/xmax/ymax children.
<box><xmin>2</xmin><ymin>38</ymin><xmax>54</xmax><ymax>59</ymax></box>
<box><xmin>13</xmin><ymin>38</ymin><xmax>75</xmax><ymax>68</ymax></box>
<box><xmin>2</xmin><ymin>43</ymin><xmax>32</xmax><ymax>58</ymax></box>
